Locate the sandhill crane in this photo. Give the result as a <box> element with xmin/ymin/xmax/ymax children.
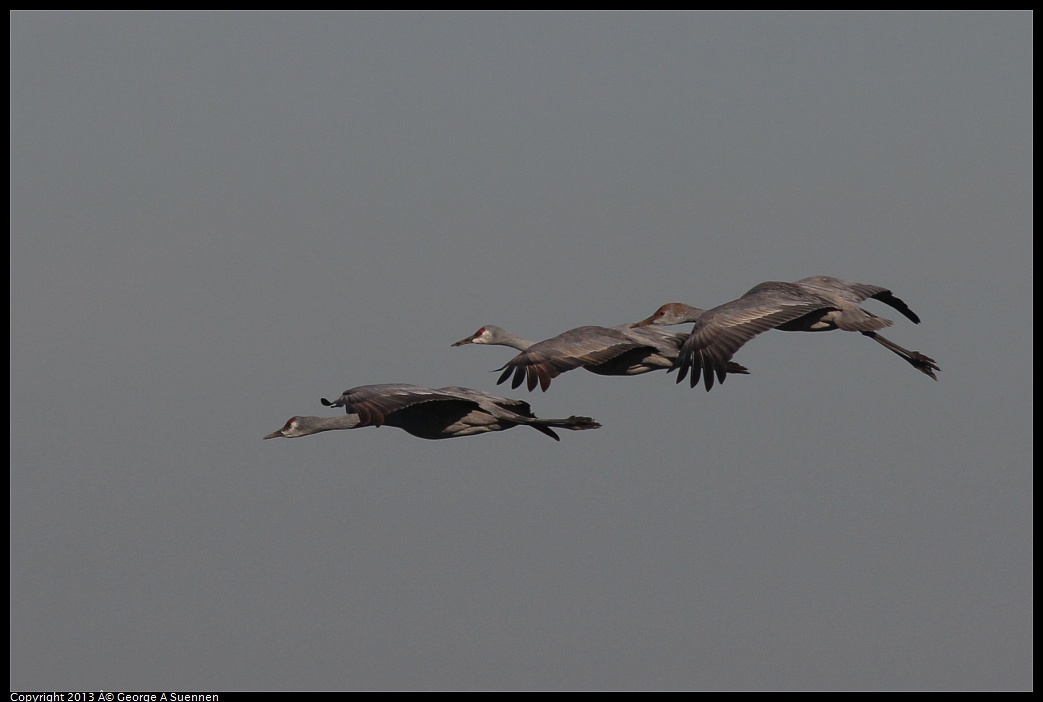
<box><xmin>263</xmin><ymin>383</ymin><xmax>601</xmax><ymax>441</ymax></box>
<box><xmin>451</xmin><ymin>320</ymin><xmax>749</xmax><ymax>392</ymax></box>
<box><xmin>637</xmin><ymin>276</ymin><xmax>940</xmax><ymax>391</ymax></box>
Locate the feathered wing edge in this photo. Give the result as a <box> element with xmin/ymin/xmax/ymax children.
<box><xmin>672</xmin><ymin>301</ymin><xmax>832</xmax><ymax>391</ymax></box>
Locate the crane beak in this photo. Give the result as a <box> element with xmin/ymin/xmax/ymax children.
<box><xmin>630</xmin><ymin>316</ymin><xmax>654</xmax><ymax>328</ymax></box>
<box><xmin>451</xmin><ymin>336</ymin><xmax>474</xmax><ymax>347</ymax></box>
<box><xmin>262</xmin><ymin>429</ymin><xmax>284</xmax><ymax>440</ymax></box>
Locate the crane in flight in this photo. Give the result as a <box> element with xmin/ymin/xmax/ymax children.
<box><xmin>452</xmin><ymin>318</ymin><xmax>748</xmax><ymax>392</ymax></box>
<box><xmin>638</xmin><ymin>276</ymin><xmax>940</xmax><ymax>391</ymax></box>
<box><xmin>264</xmin><ymin>383</ymin><xmax>601</xmax><ymax>441</ymax></box>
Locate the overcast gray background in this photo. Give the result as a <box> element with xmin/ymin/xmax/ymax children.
<box><xmin>10</xmin><ymin>11</ymin><xmax>1032</xmax><ymax>691</ymax></box>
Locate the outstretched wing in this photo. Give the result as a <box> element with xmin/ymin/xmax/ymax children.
<box><xmin>673</xmin><ymin>282</ymin><xmax>834</xmax><ymax>390</ymax></box>
<box><xmin>496</xmin><ymin>326</ymin><xmax>652</xmax><ymax>391</ymax></box>
<box><xmin>321</xmin><ymin>384</ymin><xmax>476</xmax><ymax>427</ymax></box>
<box><xmin>437</xmin><ymin>386</ymin><xmax>538</xmax><ymax>418</ymax></box>
<box><xmin>795</xmin><ymin>276</ymin><xmax>921</xmax><ymax>324</ymax></box>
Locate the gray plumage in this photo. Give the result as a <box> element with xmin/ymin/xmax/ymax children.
<box><xmin>657</xmin><ymin>276</ymin><xmax>940</xmax><ymax>391</ymax></box>
<box><xmin>264</xmin><ymin>383</ymin><xmax>601</xmax><ymax>441</ymax></box>
<box><xmin>452</xmin><ymin>320</ymin><xmax>749</xmax><ymax>392</ymax></box>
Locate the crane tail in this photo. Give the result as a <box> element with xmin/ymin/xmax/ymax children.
<box><xmin>532</xmin><ymin>424</ymin><xmax>561</xmax><ymax>440</ymax></box>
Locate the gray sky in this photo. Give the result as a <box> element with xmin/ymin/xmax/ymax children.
<box><xmin>10</xmin><ymin>11</ymin><xmax>1032</xmax><ymax>691</ymax></box>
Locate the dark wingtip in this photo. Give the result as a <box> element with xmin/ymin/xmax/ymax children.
<box><xmin>524</xmin><ymin>368</ymin><xmax>537</xmax><ymax>392</ymax></box>
<box><xmin>873</xmin><ymin>290</ymin><xmax>922</xmax><ymax>324</ymax></box>
<box><xmin>538</xmin><ymin>372</ymin><xmax>551</xmax><ymax>392</ymax></box>
<box><xmin>690</xmin><ymin>364</ymin><xmax>703</xmax><ymax>390</ymax></box>
<box><xmin>672</xmin><ymin>357</ymin><xmax>689</xmax><ymax>384</ymax></box>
